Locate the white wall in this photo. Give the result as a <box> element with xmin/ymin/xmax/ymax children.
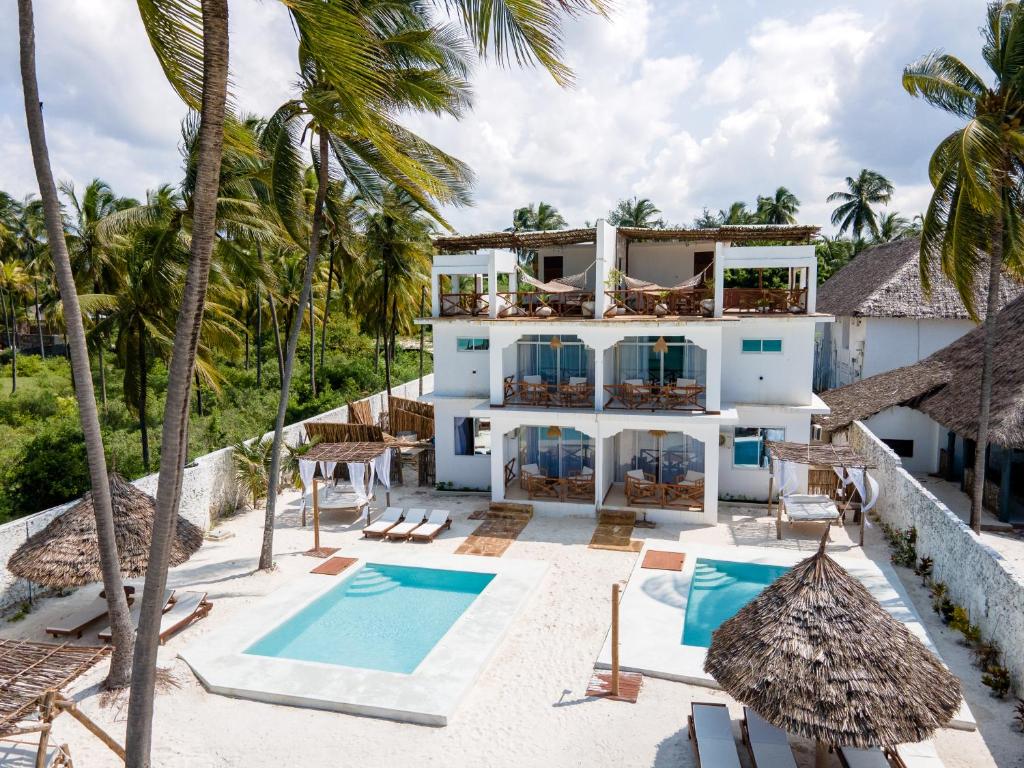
<box><xmin>432</xmin><ymin>325</ymin><xmax>490</xmax><ymax>397</ymax></box>
<box><xmin>862</xmin><ymin>317</ymin><xmax>975</xmax><ymax>378</ymax></box>
<box><xmin>625</xmin><ymin>241</ymin><xmax>705</xmax><ymax>286</ymax></box>
<box><xmin>721</xmin><ymin>319</ymin><xmax>816</xmax><ymax>406</ymax></box>
<box><xmin>862</xmin><ymin>406</ymin><xmax>943</xmax><ymax>474</ymax></box>
<box><xmin>433</xmin><ymin>397</ymin><xmax>492</xmax><ymax>490</ymax></box>
<box><xmin>718</xmin><ymin>406</ymin><xmax>812</xmax><ymax>502</ymax></box>
<box><xmin>537</xmin><ymin>243</ymin><xmax>596</xmax><ymax>285</ymax></box>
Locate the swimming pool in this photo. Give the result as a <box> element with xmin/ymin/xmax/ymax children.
<box><xmin>681</xmin><ymin>558</ymin><xmax>789</xmax><ymax>647</ymax></box>
<box><xmin>245</xmin><ymin>563</ymin><xmax>495</xmax><ymax>674</ymax></box>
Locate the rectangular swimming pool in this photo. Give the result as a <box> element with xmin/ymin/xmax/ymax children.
<box><xmin>681</xmin><ymin>558</ymin><xmax>789</xmax><ymax>647</ymax></box>
<box><xmin>245</xmin><ymin>563</ymin><xmax>495</xmax><ymax>674</ymax></box>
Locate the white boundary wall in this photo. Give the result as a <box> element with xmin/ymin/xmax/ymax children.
<box><xmin>848</xmin><ymin>420</ymin><xmax>1024</xmax><ymax>692</ymax></box>
<box><xmin>0</xmin><ymin>374</ymin><xmax>434</xmax><ymax>611</ymax></box>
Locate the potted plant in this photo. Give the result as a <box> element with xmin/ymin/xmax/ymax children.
<box><xmin>535</xmin><ymin>293</ymin><xmax>554</xmax><ymax>317</ymax></box>
<box><xmin>653</xmin><ymin>289</ymin><xmax>670</xmax><ymax>316</ymax></box>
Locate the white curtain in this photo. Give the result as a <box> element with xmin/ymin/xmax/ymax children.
<box><xmin>862</xmin><ymin>472</ymin><xmax>880</xmax><ymax>514</ymax></box>
<box><xmin>834</xmin><ymin>466</ymin><xmax>849</xmax><ymax>486</ymax></box>
<box><xmin>298</xmin><ymin>459</ymin><xmax>317</xmax><ymax>510</ymax></box>
<box><xmin>319</xmin><ymin>461</ymin><xmax>337</xmax><ymax>486</ymax></box>
<box><xmin>777</xmin><ymin>460</ymin><xmax>800</xmax><ymax>497</ymax></box>
<box><xmin>373</xmin><ymin>451</ymin><xmax>391</xmax><ymax>490</ymax></box>
<box><xmin>846</xmin><ymin>467</ymin><xmax>867</xmax><ymax>509</ymax></box>
<box><xmin>348</xmin><ymin>462</ymin><xmax>368</xmax><ymax>504</ymax></box>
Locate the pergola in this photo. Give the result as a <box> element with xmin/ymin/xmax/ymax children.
<box><xmin>300</xmin><ymin>442</ymin><xmax>392</xmax><ymax>557</ymax></box>
<box><xmin>765</xmin><ymin>440</ymin><xmax>876</xmax><ymax>545</ymax></box>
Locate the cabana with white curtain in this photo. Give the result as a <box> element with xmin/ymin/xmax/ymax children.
<box><xmin>765</xmin><ymin>440</ymin><xmax>878</xmax><ymax>546</ymax></box>
<box><xmin>298</xmin><ymin>442</ymin><xmax>394</xmax><ymax>556</ymax></box>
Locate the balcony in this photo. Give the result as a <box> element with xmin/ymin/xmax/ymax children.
<box><xmin>722</xmin><ymin>287</ymin><xmax>807</xmax><ymax>314</ymax></box>
<box><xmin>602</xmin><ymin>429</ymin><xmax>706</xmax><ymax>511</ymax></box>
<box><xmin>603</xmin><ymin>335</ymin><xmax>708</xmax><ymax>412</ymax></box>
<box><xmin>501</xmin><ymin>334</ymin><xmax>595</xmax><ymax>409</ymax></box>
<box><xmin>503</xmin><ymin>425</ymin><xmax>596</xmax><ymax>503</ymax></box>
<box><xmin>496</xmin><ymin>291</ymin><xmax>596</xmax><ymax>318</ymax></box>
<box><xmin>603</xmin><ymin>287</ymin><xmax>712</xmax><ymax>318</ymax></box>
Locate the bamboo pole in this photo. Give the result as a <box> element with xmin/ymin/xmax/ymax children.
<box><xmin>312</xmin><ymin>477</ymin><xmax>321</xmax><ymax>552</ymax></box>
<box><xmin>34</xmin><ymin>690</ymin><xmax>54</xmax><ymax>768</ymax></box>
<box><xmin>55</xmin><ymin>697</ymin><xmax>126</xmax><ymax>761</ymax></box>
<box><xmin>611</xmin><ymin>582</ymin><xmax>621</xmax><ymax>697</ymax></box>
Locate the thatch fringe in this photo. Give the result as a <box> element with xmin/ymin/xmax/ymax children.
<box><xmin>705</xmin><ymin>542</ymin><xmax>961</xmax><ymax>749</ymax></box>
<box><xmin>304</xmin><ymin>422</ymin><xmax>384</xmax><ymax>443</ymax></box>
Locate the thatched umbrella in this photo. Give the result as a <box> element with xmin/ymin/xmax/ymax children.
<box><xmin>8</xmin><ymin>473</ymin><xmax>204</xmax><ymax>588</ymax></box>
<box><xmin>704</xmin><ymin>534</ymin><xmax>961</xmax><ymax>767</ymax></box>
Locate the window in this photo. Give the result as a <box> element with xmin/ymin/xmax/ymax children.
<box><xmin>454</xmin><ymin>417</ymin><xmax>491</xmax><ymax>455</ymax></box>
<box><xmin>882</xmin><ymin>438</ymin><xmax>914</xmax><ymax>458</ymax></box>
<box><xmin>841</xmin><ymin>318</ymin><xmax>851</xmax><ymax>350</ymax></box>
<box><xmin>543</xmin><ymin>255</ymin><xmax>564</xmax><ymax>280</ymax></box>
<box><xmin>733</xmin><ymin>427</ymin><xmax>785</xmax><ymax>468</ymax></box>
<box><xmin>741</xmin><ymin>338</ymin><xmax>783</xmax><ymax>354</ymax></box>
<box><xmin>457</xmin><ymin>337</ymin><xmax>489</xmax><ymax>352</ymax></box>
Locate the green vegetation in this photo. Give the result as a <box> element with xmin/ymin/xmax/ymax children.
<box><xmin>0</xmin><ymin>321</ymin><xmax>430</xmax><ymax>522</ymax></box>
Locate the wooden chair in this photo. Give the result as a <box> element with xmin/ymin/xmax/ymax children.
<box><xmin>665</xmin><ymin>473</ymin><xmax>704</xmax><ymax>509</ymax></box>
<box><xmin>503</xmin><ymin>375</ymin><xmax>516</xmax><ymax>402</ymax></box>
<box><xmin>520</xmin><ymin>374</ymin><xmax>551</xmax><ymax>405</ymax></box>
<box><xmin>520</xmin><ymin>463</ymin><xmax>543</xmax><ymax>490</ymax></box>
<box><xmin>622</xmin><ymin>379</ymin><xmax>653</xmax><ymax>409</ymax></box>
<box><xmin>625</xmin><ymin>469</ymin><xmax>661</xmax><ymax>505</ymax></box>
<box><xmin>565</xmin><ymin>468</ymin><xmax>595</xmax><ymax>501</ymax></box>
<box><xmin>558</xmin><ymin>376</ymin><xmax>593</xmax><ymax>407</ymax></box>
<box><xmin>528</xmin><ymin>474</ymin><xmax>563</xmax><ymax>500</ymax></box>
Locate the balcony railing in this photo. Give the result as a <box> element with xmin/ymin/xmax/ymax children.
<box><xmin>722</xmin><ymin>287</ymin><xmax>807</xmax><ymax>313</ymax></box>
<box><xmin>496</xmin><ymin>291</ymin><xmax>595</xmax><ymax>318</ymax></box>
<box><xmin>502</xmin><ymin>376</ymin><xmax>594</xmax><ymax>408</ymax></box>
<box><xmin>603</xmin><ymin>288</ymin><xmax>712</xmax><ymax>317</ymax></box>
<box><xmin>440</xmin><ymin>291</ymin><xmax>489</xmax><ymax>316</ymax></box>
<box><xmin>603</xmin><ymin>382</ymin><xmax>706</xmax><ymax>411</ymax></box>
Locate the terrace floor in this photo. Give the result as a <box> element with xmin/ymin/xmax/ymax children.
<box><xmin>0</xmin><ymin>484</ymin><xmax>1020</xmax><ymax>767</ymax></box>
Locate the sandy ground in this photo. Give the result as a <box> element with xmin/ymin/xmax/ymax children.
<box><xmin>2</xmin><ymin>485</ymin><xmax>1022</xmax><ymax>768</ymax></box>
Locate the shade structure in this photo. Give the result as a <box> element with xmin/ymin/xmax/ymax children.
<box><xmin>8</xmin><ymin>474</ymin><xmax>203</xmax><ymax>588</ymax></box>
<box><xmin>704</xmin><ymin>536</ymin><xmax>961</xmax><ymax>754</ymax></box>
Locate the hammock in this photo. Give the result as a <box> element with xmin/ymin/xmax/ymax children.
<box><xmin>517</xmin><ymin>265</ymin><xmax>592</xmax><ymax>293</ymax></box>
<box><xmin>621</xmin><ymin>263</ymin><xmax>711</xmax><ymax>292</ymax></box>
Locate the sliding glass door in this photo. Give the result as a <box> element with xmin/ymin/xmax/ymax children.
<box><xmin>519</xmin><ymin>426</ymin><xmax>594</xmax><ymax>478</ymax></box>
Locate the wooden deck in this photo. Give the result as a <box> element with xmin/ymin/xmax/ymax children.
<box><xmin>640</xmin><ymin>550</ymin><xmax>685</xmax><ymax>571</ymax></box>
<box><xmin>588</xmin><ymin>511</ymin><xmax>642</xmax><ymax>553</ymax></box>
<box><xmin>454</xmin><ymin>503</ymin><xmax>533</xmax><ymax>557</ymax></box>
<box><xmin>310</xmin><ymin>556</ymin><xmax>358</xmax><ymax>576</ymax></box>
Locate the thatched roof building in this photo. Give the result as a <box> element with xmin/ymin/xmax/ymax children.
<box><xmin>433</xmin><ymin>224</ymin><xmax>819</xmax><ymax>253</ymax></box>
<box><xmin>7</xmin><ymin>474</ymin><xmax>204</xmax><ymax>588</ymax></box>
<box><xmin>816</xmin><ymin>295</ymin><xmax>1024</xmax><ymax>447</ymax></box>
<box><xmin>705</xmin><ymin>538</ymin><xmax>961</xmax><ymax>751</ymax></box>
<box><xmin>817</xmin><ymin>237</ymin><xmax>1024</xmax><ymax>318</ymax></box>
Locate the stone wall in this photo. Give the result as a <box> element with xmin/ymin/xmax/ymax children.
<box><xmin>847</xmin><ymin>420</ymin><xmax>1024</xmax><ymax>692</ymax></box>
<box><xmin>0</xmin><ymin>374</ymin><xmax>434</xmax><ymax>611</ymax></box>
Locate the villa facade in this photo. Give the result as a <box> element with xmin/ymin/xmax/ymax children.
<box><xmin>420</xmin><ymin>222</ymin><xmax>831</xmax><ymax>525</ymax></box>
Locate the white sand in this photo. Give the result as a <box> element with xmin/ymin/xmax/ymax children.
<box><xmin>2</xmin><ymin>487</ymin><xmax>1020</xmax><ymax>768</ymax></box>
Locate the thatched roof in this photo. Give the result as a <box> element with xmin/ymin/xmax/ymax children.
<box><xmin>302</xmin><ymin>442</ymin><xmax>392</xmax><ymax>463</ymax></box>
<box><xmin>817</xmin><ymin>238</ymin><xmax>1024</xmax><ymax>318</ymax></box>
<box><xmin>433</xmin><ymin>224</ymin><xmax>819</xmax><ymax>253</ymax></box>
<box><xmin>766</xmin><ymin>440</ymin><xmax>874</xmax><ymax>469</ymax></box>
<box><xmin>705</xmin><ymin>538</ymin><xmax>962</xmax><ymax>749</ymax></box>
<box><xmin>7</xmin><ymin>474</ymin><xmax>204</xmax><ymax>588</ymax></box>
<box><xmin>0</xmin><ymin>640</ymin><xmax>109</xmax><ymax>735</ymax></box>
<box><xmin>816</xmin><ymin>294</ymin><xmax>1024</xmax><ymax>447</ymax></box>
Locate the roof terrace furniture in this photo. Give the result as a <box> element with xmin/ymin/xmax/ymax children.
<box><xmin>723</xmin><ymin>287</ymin><xmax>807</xmax><ymax>314</ymax></box>
<box><xmin>440</xmin><ymin>291</ymin><xmax>489</xmax><ymax>316</ymax></box>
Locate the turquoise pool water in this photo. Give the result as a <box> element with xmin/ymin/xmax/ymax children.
<box><xmin>681</xmin><ymin>558</ymin><xmax>789</xmax><ymax>647</ymax></box>
<box><xmin>245</xmin><ymin>564</ymin><xmax>495</xmax><ymax>674</ymax></box>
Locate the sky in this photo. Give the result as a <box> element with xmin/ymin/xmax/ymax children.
<box><xmin>0</xmin><ymin>0</ymin><xmax>990</xmax><ymax>235</ymax></box>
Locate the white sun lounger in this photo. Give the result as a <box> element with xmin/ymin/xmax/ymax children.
<box><xmin>409</xmin><ymin>509</ymin><xmax>452</xmax><ymax>542</ymax></box>
<box><xmin>688</xmin><ymin>702</ymin><xmax>741</xmax><ymax>768</ymax></box>
<box><xmin>362</xmin><ymin>507</ymin><xmax>404</xmax><ymax>538</ymax></box>
<box><xmin>838</xmin><ymin>746</ymin><xmax>890</xmax><ymax>768</ymax></box>
<box><xmin>888</xmin><ymin>741</ymin><xmax>943</xmax><ymax>768</ymax></box>
<box><xmin>98</xmin><ymin>589</ymin><xmax>175</xmax><ymax>642</ymax></box>
<box><xmin>158</xmin><ymin>591</ymin><xmax>211</xmax><ymax>644</ymax></box>
<box><xmin>741</xmin><ymin>707</ymin><xmax>798</xmax><ymax>768</ymax></box>
<box><xmin>384</xmin><ymin>508</ymin><xmax>428</xmax><ymax>540</ymax></box>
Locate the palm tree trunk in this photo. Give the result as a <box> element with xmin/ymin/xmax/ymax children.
<box><xmin>138</xmin><ymin>326</ymin><xmax>150</xmax><ymax>472</ymax></box>
<box><xmin>309</xmin><ymin>283</ymin><xmax>316</xmax><ymax>397</ymax></box>
<box><xmin>17</xmin><ymin>0</ymin><xmax>133</xmax><ymax>689</ymax></box>
<box><xmin>319</xmin><ymin>242</ymin><xmax>334</xmax><ymax>371</ymax></box>
<box><xmin>382</xmin><ymin>262</ymin><xmax>392</xmax><ymax>397</ymax></box>
<box><xmin>969</xmin><ymin>218</ymin><xmax>1005</xmax><ymax>533</ymax></box>
<box><xmin>0</xmin><ymin>289</ymin><xmax>12</xmax><ymax>350</ymax></box>
<box><xmin>97</xmin><ymin>331</ymin><xmax>108</xmax><ymax>416</ymax></box>
<box><xmin>33</xmin><ymin>280</ymin><xmax>45</xmax><ymax>359</ymax></box>
<box><xmin>244</xmin><ymin>322</ymin><xmax>250</xmax><ymax>370</ymax></box>
<box><xmin>256</xmin><ymin>285</ymin><xmax>263</xmax><ymax>388</ymax></box>
<box><xmin>195</xmin><ymin>370</ymin><xmax>203</xmax><ymax>416</ymax></box>
<box><xmin>10</xmin><ymin>302</ymin><xmax>18</xmax><ymax>394</ymax></box>
<box><xmin>260</xmin><ymin>127</ymin><xmax>330</xmax><ymax>570</ymax></box>
<box><xmin>125</xmin><ymin>1</ymin><xmax>229</xmax><ymax>763</ymax></box>
<box><xmin>268</xmin><ymin>292</ymin><xmax>284</xmax><ymax>384</ymax></box>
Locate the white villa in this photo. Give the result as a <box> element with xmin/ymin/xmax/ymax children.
<box><xmin>421</xmin><ymin>221</ymin><xmax>830</xmax><ymax>523</ymax></box>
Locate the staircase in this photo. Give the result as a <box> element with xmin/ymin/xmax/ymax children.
<box><xmin>690</xmin><ymin>561</ymin><xmax>737</xmax><ymax>590</ymax></box>
<box><xmin>345</xmin><ymin>566</ymin><xmax>401</xmax><ymax>595</ymax></box>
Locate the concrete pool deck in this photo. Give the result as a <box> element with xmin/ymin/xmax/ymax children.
<box><xmin>181</xmin><ymin>550</ymin><xmax>547</xmax><ymax>726</ymax></box>
<box><xmin>594</xmin><ymin>540</ymin><xmax>977</xmax><ymax>730</ymax></box>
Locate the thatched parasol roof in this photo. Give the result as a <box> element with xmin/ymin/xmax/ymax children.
<box><xmin>704</xmin><ymin>538</ymin><xmax>962</xmax><ymax>750</ymax></box>
<box><xmin>766</xmin><ymin>440</ymin><xmax>874</xmax><ymax>469</ymax></box>
<box><xmin>817</xmin><ymin>237</ymin><xmax>1024</xmax><ymax>319</ymax></box>
<box><xmin>8</xmin><ymin>474</ymin><xmax>203</xmax><ymax>588</ymax></box>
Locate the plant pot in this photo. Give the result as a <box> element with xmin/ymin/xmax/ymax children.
<box><xmin>654</xmin><ymin>303</ymin><xmax>668</xmax><ymax>316</ymax></box>
<box><xmin>700</xmin><ymin>298</ymin><xmax>714</xmax><ymax>316</ymax></box>
<box><xmin>535</xmin><ymin>306</ymin><xmax>553</xmax><ymax>318</ymax></box>
<box><xmin>581</xmin><ymin>301</ymin><xmax>595</xmax><ymax>317</ymax></box>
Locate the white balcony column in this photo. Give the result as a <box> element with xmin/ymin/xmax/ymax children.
<box><xmin>713</xmin><ymin>242</ymin><xmax>728</xmax><ymax>317</ymax></box>
<box><xmin>594</xmin><ymin>219</ymin><xmax>616</xmax><ymax>319</ymax></box>
<box><xmin>806</xmin><ymin>264</ymin><xmax>817</xmax><ymax>314</ymax></box>
<box><xmin>489</xmin><ymin>328</ymin><xmax>518</xmax><ymax>406</ymax></box>
<box><xmin>509</xmin><ymin>267</ymin><xmax>518</xmax><ymax>296</ymax></box>
<box><xmin>703</xmin><ymin>338</ymin><xmax>722</xmax><ymax>413</ymax></box>
<box><xmin>576</xmin><ymin>331</ymin><xmax>615</xmax><ymax>412</ymax></box>
<box><xmin>488</xmin><ymin>258</ymin><xmax>499</xmax><ymax>318</ymax></box>
<box><xmin>702</xmin><ymin>428</ymin><xmax>720</xmax><ymax>524</ymax></box>
<box><xmin>430</xmin><ymin>267</ymin><xmax>442</xmax><ymax>317</ymax></box>
<box><xmin>490</xmin><ymin>429</ymin><xmax>507</xmax><ymax>502</ymax></box>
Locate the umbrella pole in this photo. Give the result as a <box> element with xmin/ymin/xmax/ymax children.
<box><xmin>611</xmin><ymin>582</ymin><xmax>621</xmax><ymax>697</ymax></box>
<box><xmin>815</xmin><ymin>740</ymin><xmax>828</xmax><ymax>768</ymax></box>
<box><xmin>312</xmin><ymin>478</ymin><xmax>320</xmax><ymax>552</ymax></box>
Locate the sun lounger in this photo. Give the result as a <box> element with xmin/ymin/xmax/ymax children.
<box><xmin>362</xmin><ymin>507</ymin><xmax>404</xmax><ymax>538</ymax></box>
<box><xmin>98</xmin><ymin>589</ymin><xmax>175</xmax><ymax>642</ymax></box>
<box><xmin>46</xmin><ymin>593</ymin><xmax>128</xmax><ymax>639</ymax></box>
<box><xmin>158</xmin><ymin>591</ymin><xmax>212</xmax><ymax>644</ymax></box>
<box><xmin>687</xmin><ymin>702</ymin><xmax>741</xmax><ymax>768</ymax></box>
<box><xmin>409</xmin><ymin>509</ymin><xmax>452</xmax><ymax>542</ymax></box>
<box><xmin>838</xmin><ymin>746</ymin><xmax>890</xmax><ymax>768</ymax></box>
<box><xmin>384</xmin><ymin>508</ymin><xmax>428</xmax><ymax>540</ymax></box>
<box><xmin>741</xmin><ymin>707</ymin><xmax>798</xmax><ymax>768</ymax></box>
<box><xmin>887</xmin><ymin>741</ymin><xmax>943</xmax><ymax>768</ymax></box>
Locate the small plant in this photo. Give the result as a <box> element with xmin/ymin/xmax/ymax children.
<box><xmin>914</xmin><ymin>556</ymin><xmax>933</xmax><ymax>584</ymax></box>
<box><xmin>939</xmin><ymin>598</ymin><xmax>956</xmax><ymax>624</ymax></box>
<box><xmin>948</xmin><ymin>605</ymin><xmax>971</xmax><ymax>635</ymax></box>
<box><xmin>1013</xmin><ymin>699</ymin><xmax>1024</xmax><ymax>732</ymax></box>
<box><xmin>963</xmin><ymin>623</ymin><xmax>983</xmax><ymax>645</ymax></box>
<box><xmin>973</xmin><ymin>640</ymin><xmax>1002</xmax><ymax>671</ymax></box>
<box><xmin>981</xmin><ymin>665</ymin><xmax>1011</xmax><ymax>698</ymax></box>
<box><xmin>7</xmin><ymin>601</ymin><xmax>32</xmax><ymax>623</ymax></box>
<box><xmin>929</xmin><ymin>582</ymin><xmax>947</xmax><ymax>614</ymax></box>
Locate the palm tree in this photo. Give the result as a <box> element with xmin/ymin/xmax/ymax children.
<box><xmin>607</xmin><ymin>195</ymin><xmax>664</xmax><ymax>227</ymax></box>
<box><xmin>16</xmin><ymin>0</ymin><xmax>134</xmax><ymax>689</ymax></box>
<box><xmin>755</xmin><ymin>186</ymin><xmax>800</xmax><ymax>225</ymax></box>
<box><xmin>231</xmin><ymin>437</ymin><xmax>273</xmax><ymax>508</ymax></box>
<box><xmin>814</xmin><ymin>235</ymin><xmax>857</xmax><ymax>282</ymax></box>
<box><xmin>718</xmin><ymin>201</ymin><xmax>755</xmax><ymax>225</ymax></box>
<box><xmin>692</xmin><ymin>207</ymin><xmax>719</xmax><ymax>228</ymax></box>
<box><xmin>827</xmin><ymin>169</ymin><xmax>894</xmax><ymax>240</ymax></box>
<box><xmin>873</xmin><ymin>211</ymin><xmax>913</xmax><ymax>243</ymax></box>
<box><xmin>509</xmin><ymin>201</ymin><xmax>568</xmax><ymax>232</ymax></box>
<box><xmin>129</xmin><ymin>1</ymin><xmax>605</xmax><ymax>762</ymax></box>
<box><xmin>903</xmin><ymin>1</ymin><xmax>1024</xmax><ymax>532</ymax></box>
<box><xmin>0</xmin><ymin>259</ymin><xmax>29</xmax><ymax>392</ymax></box>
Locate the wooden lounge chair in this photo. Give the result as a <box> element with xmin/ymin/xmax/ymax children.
<box><xmin>409</xmin><ymin>509</ymin><xmax>452</xmax><ymax>542</ymax></box>
<box><xmin>565</xmin><ymin>467</ymin><xmax>594</xmax><ymax>501</ymax></box>
<box><xmin>98</xmin><ymin>589</ymin><xmax>175</xmax><ymax>642</ymax></box>
<box><xmin>362</xmin><ymin>506</ymin><xmax>404</xmax><ymax>538</ymax></box>
<box><xmin>384</xmin><ymin>508</ymin><xmax>428</xmax><ymax>540</ymax></box>
<box><xmin>838</xmin><ymin>746</ymin><xmax>890</xmax><ymax>768</ymax></box>
<box><xmin>886</xmin><ymin>740</ymin><xmax>943</xmax><ymax>768</ymax></box>
<box><xmin>625</xmin><ymin>469</ymin><xmax>661</xmax><ymax>506</ymax></box>
<box><xmin>665</xmin><ymin>471</ymin><xmax>704</xmax><ymax>509</ymax></box>
<box><xmin>528</xmin><ymin>474</ymin><xmax>562</xmax><ymax>500</ymax></box>
<box><xmin>741</xmin><ymin>707</ymin><xmax>798</xmax><ymax>768</ymax></box>
<box><xmin>687</xmin><ymin>702</ymin><xmax>741</xmax><ymax>768</ymax></box>
<box><xmin>520</xmin><ymin>463</ymin><xmax>543</xmax><ymax>490</ymax></box>
<box><xmin>158</xmin><ymin>591</ymin><xmax>212</xmax><ymax>644</ymax></box>
<box><xmin>46</xmin><ymin>592</ymin><xmax>132</xmax><ymax>639</ymax></box>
